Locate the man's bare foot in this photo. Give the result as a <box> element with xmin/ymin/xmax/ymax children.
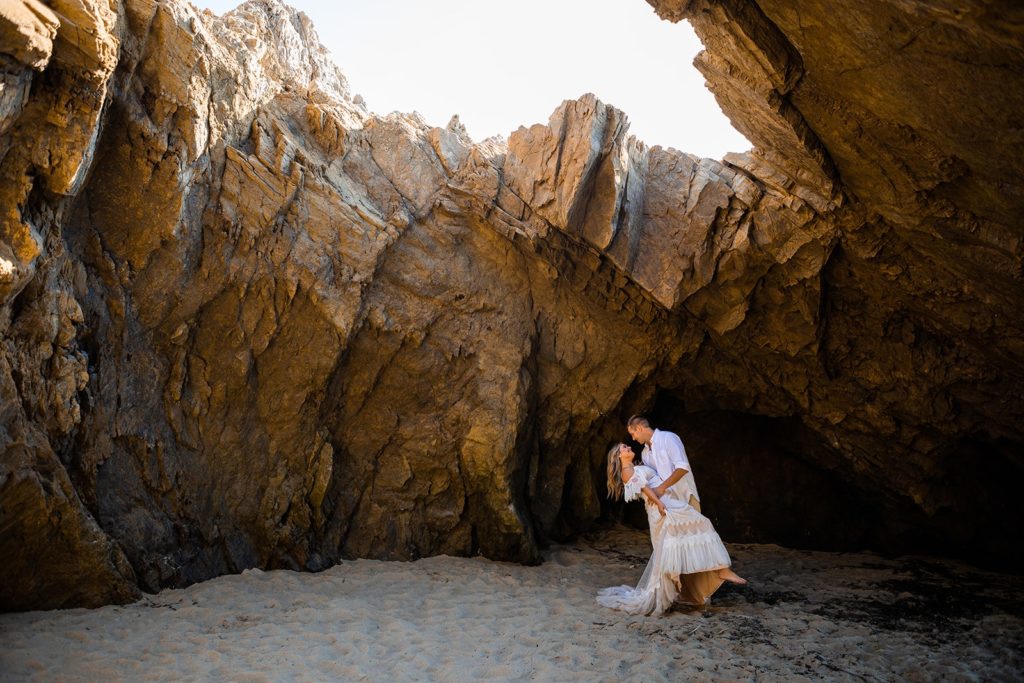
<box><xmin>718</xmin><ymin>568</ymin><xmax>747</xmax><ymax>585</ymax></box>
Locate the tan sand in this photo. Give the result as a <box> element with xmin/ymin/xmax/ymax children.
<box><xmin>2</xmin><ymin>528</ymin><xmax>1021</xmax><ymax>682</ymax></box>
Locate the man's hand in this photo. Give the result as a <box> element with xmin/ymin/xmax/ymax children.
<box><xmin>652</xmin><ymin>483</ymin><xmax>666</xmax><ymax>498</ymax></box>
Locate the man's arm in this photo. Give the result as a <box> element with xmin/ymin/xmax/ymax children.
<box><xmin>652</xmin><ymin>434</ymin><xmax>689</xmax><ymax>497</ymax></box>
<box><xmin>652</xmin><ymin>468</ymin><xmax>687</xmax><ymax>497</ymax></box>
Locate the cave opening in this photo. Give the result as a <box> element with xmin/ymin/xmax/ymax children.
<box><xmin>594</xmin><ymin>393</ymin><xmax>881</xmax><ymax>552</ymax></box>
<box><xmin>590</xmin><ymin>390</ymin><xmax>1024</xmax><ymax>572</ymax></box>
<box><xmin>195</xmin><ymin>0</ymin><xmax>750</xmax><ymax>159</ymax></box>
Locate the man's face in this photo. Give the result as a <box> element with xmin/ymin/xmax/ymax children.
<box><xmin>628</xmin><ymin>424</ymin><xmax>650</xmax><ymax>443</ymax></box>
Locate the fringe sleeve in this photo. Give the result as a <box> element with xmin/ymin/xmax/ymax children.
<box><xmin>623</xmin><ymin>467</ymin><xmax>648</xmax><ymax>502</ymax></box>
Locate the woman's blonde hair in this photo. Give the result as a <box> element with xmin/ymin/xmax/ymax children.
<box><xmin>606</xmin><ymin>443</ymin><xmax>625</xmax><ymax>500</ymax></box>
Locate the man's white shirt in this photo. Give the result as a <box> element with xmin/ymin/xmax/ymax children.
<box><xmin>641</xmin><ymin>429</ymin><xmax>700</xmax><ymax>503</ymax></box>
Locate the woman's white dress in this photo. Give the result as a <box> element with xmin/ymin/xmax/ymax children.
<box><xmin>597</xmin><ymin>465</ymin><xmax>733</xmax><ymax>616</ymax></box>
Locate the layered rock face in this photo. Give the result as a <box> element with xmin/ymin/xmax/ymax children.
<box><xmin>0</xmin><ymin>0</ymin><xmax>1021</xmax><ymax>610</ymax></box>
<box><xmin>643</xmin><ymin>0</ymin><xmax>1024</xmax><ymax>559</ymax></box>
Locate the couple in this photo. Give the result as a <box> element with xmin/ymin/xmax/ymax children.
<box><xmin>597</xmin><ymin>416</ymin><xmax>746</xmax><ymax>616</ymax></box>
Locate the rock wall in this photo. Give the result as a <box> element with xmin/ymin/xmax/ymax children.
<box><xmin>644</xmin><ymin>0</ymin><xmax>1024</xmax><ymax>563</ymax></box>
<box><xmin>0</xmin><ymin>0</ymin><xmax>1021</xmax><ymax>610</ymax></box>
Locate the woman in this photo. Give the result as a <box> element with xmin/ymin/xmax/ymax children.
<box><xmin>597</xmin><ymin>443</ymin><xmax>746</xmax><ymax>616</ymax></box>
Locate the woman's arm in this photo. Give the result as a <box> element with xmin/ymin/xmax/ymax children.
<box><xmin>641</xmin><ymin>486</ymin><xmax>667</xmax><ymax>516</ymax></box>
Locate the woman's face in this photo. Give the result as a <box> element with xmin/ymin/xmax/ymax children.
<box><xmin>618</xmin><ymin>445</ymin><xmax>635</xmax><ymax>464</ymax></box>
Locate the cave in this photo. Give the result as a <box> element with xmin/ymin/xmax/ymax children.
<box><xmin>1</xmin><ymin>0</ymin><xmax>1023</xmax><ymax>614</ymax></box>
<box><xmin>598</xmin><ymin>393</ymin><xmax>1024</xmax><ymax>571</ymax></box>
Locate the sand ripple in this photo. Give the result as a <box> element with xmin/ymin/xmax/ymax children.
<box><xmin>2</xmin><ymin>529</ymin><xmax>1021</xmax><ymax>681</ymax></box>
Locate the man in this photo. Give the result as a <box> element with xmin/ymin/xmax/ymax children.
<box><xmin>626</xmin><ymin>415</ymin><xmax>701</xmax><ymax>512</ymax></box>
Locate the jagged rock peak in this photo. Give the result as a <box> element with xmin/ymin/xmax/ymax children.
<box><xmin>210</xmin><ymin>0</ymin><xmax>352</xmax><ymax>103</ymax></box>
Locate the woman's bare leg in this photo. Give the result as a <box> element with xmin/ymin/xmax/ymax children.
<box><xmin>718</xmin><ymin>567</ymin><xmax>747</xmax><ymax>585</ymax></box>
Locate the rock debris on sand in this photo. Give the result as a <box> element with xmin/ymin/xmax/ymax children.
<box><xmin>2</xmin><ymin>530</ymin><xmax>1021</xmax><ymax>682</ymax></box>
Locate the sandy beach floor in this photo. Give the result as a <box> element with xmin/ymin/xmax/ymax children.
<box><xmin>2</xmin><ymin>528</ymin><xmax>1021</xmax><ymax>682</ymax></box>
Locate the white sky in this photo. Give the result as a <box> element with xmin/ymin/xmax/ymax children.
<box><xmin>194</xmin><ymin>0</ymin><xmax>750</xmax><ymax>159</ymax></box>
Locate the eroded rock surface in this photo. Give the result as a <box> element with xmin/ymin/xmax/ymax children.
<box><xmin>0</xmin><ymin>0</ymin><xmax>1021</xmax><ymax>610</ymax></box>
